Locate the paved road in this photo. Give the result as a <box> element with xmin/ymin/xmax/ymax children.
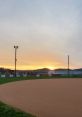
<box><xmin>0</xmin><ymin>79</ymin><xmax>82</xmax><ymax>117</ymax></box>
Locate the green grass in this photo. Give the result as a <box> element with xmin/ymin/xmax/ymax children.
<box><xmin>0</xmin><ymin>77</ymin><xmax>28</xmax><ymax>85</ymax></box>
<box><xmin>0</xmin><ymin>75</ymin><xmax>82</xmax><ymax>85</ymax></box>
<box><xmin>0</xmin><ymin>102</ymin><xmax>36</xmax><ymax>117</ymax></box>
<box><xmin>0</xmin><ymin>76</ymin><xmax>51</xmax><ymax>85</ymax></box>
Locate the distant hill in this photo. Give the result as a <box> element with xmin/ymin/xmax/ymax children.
<box><xmin>0</xmin><ymin>67</ymin><xmax>82</xmax><ymax>75</ymax></box>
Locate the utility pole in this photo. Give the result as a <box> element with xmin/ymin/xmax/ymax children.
<box><xmin>67</xmin><ymin>55</ymin><xmax>70</xmax><ymax>77</ymax></box>
<box><xmin>14</xmin><ymin>45</ymin><xmax>18</xmax><ymax>77</ymax></box>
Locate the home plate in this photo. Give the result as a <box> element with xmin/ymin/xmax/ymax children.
<box><xmin>0</xmin><ymin>79</ymin><xmax>82</xmax><ymax>117</ymax></box>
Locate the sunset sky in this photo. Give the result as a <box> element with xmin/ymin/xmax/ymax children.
<box><xmin>0</xmin><ymin>0</ymin><xmax>82</xmax><ymax>70</ymax></box>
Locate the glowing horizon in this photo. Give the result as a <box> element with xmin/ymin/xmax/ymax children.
<box><xmin>0</xmin><ymin>62</ymin><xmax>80</xmax><ymax>70</ymax></box>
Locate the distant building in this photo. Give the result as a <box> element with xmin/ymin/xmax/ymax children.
<box><xmin>1</xmin><ymin>74</ymin><xmax>6</xmax><ymax>78</ymax></box>
<box><xmin>54</xmin><ymin>69</ymin><xmax>82</xmax><ymax>76</ymax></box>
<box><xmin>72</xmin><ymin>69</ymin><xmax>82</xmax><ymax>75</ymax></box>
<box><xmin>9</xmin><ymin>74</ymin><xmax>14</xmax><ymax>78</ymax></box>
<box><xmin>48</xmin><ymin>70</ymin><xmax>55</xmax><ymax>76</ymax></box>
<box><xmin>34</xmin><ymin>68</ymin><xmax>50</xmax><ymax>76</ymax></box>
<box><xmin>0</xmin><ymin>67</ymin><xmax>82</xmax><ymax>78</ymax></box>
<box><xmin>54</xmin><ymin>69</ymin><xmax>69</xmax><ymax>75</ymax></box>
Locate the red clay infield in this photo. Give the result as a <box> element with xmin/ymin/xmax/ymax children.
<box><xmin>0</xmin><ymin>79</ymin><xmax>82</xmax><ymax>117</ymax></box>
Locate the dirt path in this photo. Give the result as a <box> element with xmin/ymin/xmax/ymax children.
<box><xmin>0</xmin><ymin>79</ymin><xmax>82</xmax><ymax>117</ymax></box>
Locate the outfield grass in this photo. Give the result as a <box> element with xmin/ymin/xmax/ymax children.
<box><xmin>0</xmin><ymin>77</ymin><xmax>28</xmax><ymax>85</ymax></box>
<box><xmin>0</xmin><ymin>76</ymin><xmax>50</xmax><ymax>85</ymax></box>
<box><xmin>0</xmin><ymin>75</ymin><xmax>82</xmax><ymax>85</ymax></box>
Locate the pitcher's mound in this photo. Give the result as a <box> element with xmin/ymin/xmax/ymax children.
<box><xmin>0</xmin><ymin>79</ymin><xmax>82</xmax><ymax>117</ymax></box>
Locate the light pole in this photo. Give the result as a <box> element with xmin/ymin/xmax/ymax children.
<box><xmin>67</xmin><ymin>55</ymin><xmax>70</xmax><ymax>77</ymax></box>
<box><xmin>14</xmin><ymin>45</ymin><xmax>18</xmax><ymax>77</ymax></box>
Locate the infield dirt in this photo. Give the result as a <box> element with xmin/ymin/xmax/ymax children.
<box><xmin>0</xmin><ymin>79</ymin><xmax>82</xmax><ymax>117</ymax></box>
